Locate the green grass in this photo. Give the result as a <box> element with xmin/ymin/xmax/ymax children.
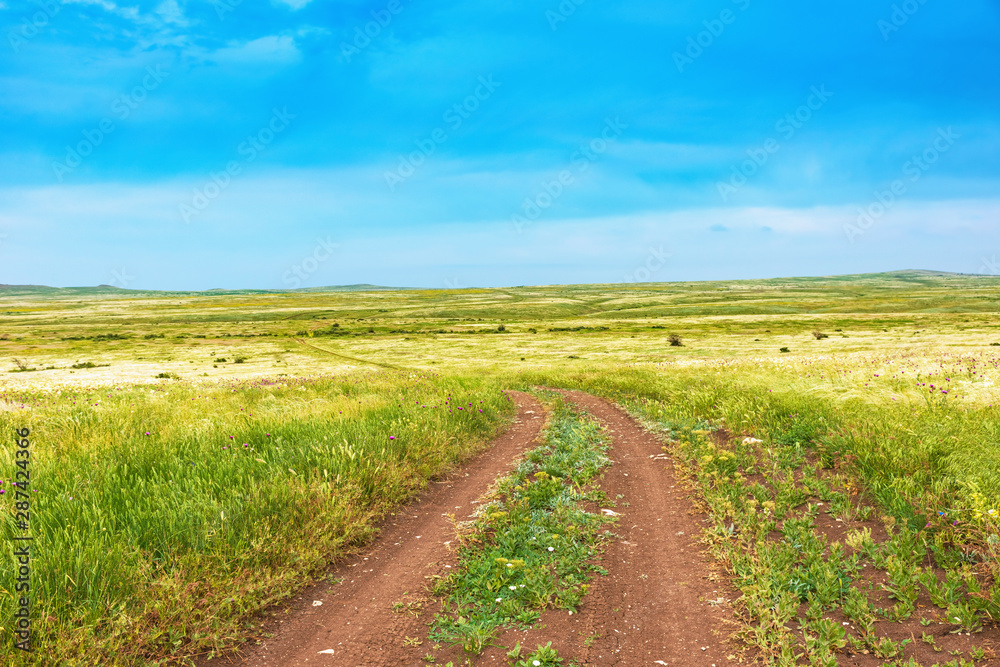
<box><xmin>511</xmin><ymin>641</ymin><xmax>565</xmax><ymax>666</ymax></box>
<box><xmin>621</xmin><ymin>421</ymin><xmax>998</xmax><ymax>664</ymax></box>
<box><xmin>0</xmin><ymin>372</ymin><xmax>513</xmax><ymax>664</ymax></box>
<box><xmin>428</xmin><ymin>397</ymin><xmax>613</xmax><ymax>656</ymax></box>
<box><xmin>520</xmin><ymin>353</ymin><xmax>1000</xmax><ymax>565</ymax></box>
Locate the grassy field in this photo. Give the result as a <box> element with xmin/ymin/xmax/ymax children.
<box><xmin>0</xmin><ymin>373</ymin><xmax>514</xmax><ymax>663</ymax></box>
<box><xmin>4</xmin><ymin>270</ymin><xmax>1000</xmax><ymax>385</ymax></box>
<box><xmin>3</xmin><ymin>270</ymin><xmax>1000</xmax><ymax>664</ymax></box>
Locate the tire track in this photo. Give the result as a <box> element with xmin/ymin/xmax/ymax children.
<box><xmin>201</xmin><ymin>390</ymin><xmax>739</xmax><ymax>667</ymax></box>
<box><xmin>480</xmin><ymin>390</ymin><xmax>737</xmax><ymax>667</ymax></box>
<box><xmin>201</xmin><ymin>392</ymin><xmax>546</xmax><ymax>667</ymax></box>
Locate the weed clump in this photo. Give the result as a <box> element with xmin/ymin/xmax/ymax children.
<box><xmin>548</xmin><ymin>326</ymin><xmax>608</xmax><ymax>332</ymax></box>
<box><xmin>70</xmin><ymin>361</ymin><xmax>109</xmax><ymax>369</ymax></box>
<box><xmin>669</xmin><ymin>334</ymin><xmax>683</xmax><ymax>347</ymax></box>
<box><xmin>514</xmin><ymin>642</ymin><xmax>563</xmax><ymax>666</ymax></box>
<box><xmin>10</xmin><ymin>358</ymin><xmax>34</xmax><ymax>372</ymax></box>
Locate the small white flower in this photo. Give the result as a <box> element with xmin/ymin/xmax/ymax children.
<box><xmin>496</xmin><ymin>597</ymin><xmax>503</xmax><ymax>602</ymax></box>
<box><xmin>548</xmin><ymin>546</ymin><xmax>554</xmax><ymax>552</ymax></box>
<box><xmin>509</xmin><ymin>585</ymin><xmax>517</xmax><ymax>590</ymax></box>
<box><xmin>533</xmin><ymin>661</ymin><xmax>541</xmax><ymax>667</ymax></box>
<box><xmin>506</xmin><ymin>563</ymin><xmax>513</xmax><ymax>567</ymax></box>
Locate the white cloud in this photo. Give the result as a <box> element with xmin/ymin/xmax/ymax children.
<box><xmin>61</xmin><ymin>0</ymin><xmax>140</xmax><ymax>22</ymax></box>
<box><xmin>612</xmin><ymin>140</ymin><xmax>734</xmax><ymax>169</ymax></box>
<box><xmin>295</xmin><ymin>25</ymin><xmax>330</xmax><ymax>38</ymax></box>
<box><xmin>154</xmin><ymin>0</ymin><xmax>187</xmax><ymax>26</ymax></box>
<box><xmin>58</xmin><ymin>0</ymin><xmax>193</xmax><ymax>49</ymax></box>
<box><xmin>273</xmin><ymin>0</ymin><xmax>314</xmax><ymax>9</ymax></box>
<box><xmin>3</xmin><ymin>169</ymin><xmax>998</xmax><ymax>243</ymax></box>
<box><xmin>207</xmin><ymin>35</ymin><xmax>301</xmax><ymax>65</ymax></box>
<box><xmin>3</xmin><ymin>177</ymin><xmax>999</xmax><ymax>288</ymax></box>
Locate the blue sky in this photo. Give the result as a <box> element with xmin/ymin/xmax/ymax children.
<box><xmin>1</xmin><ymin>0</ymin><xmax>998</xmax><ymax>289</ymax></box>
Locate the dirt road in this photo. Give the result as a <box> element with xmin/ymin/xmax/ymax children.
<box><xmin>495</xmin><ymin>390</ymin><xmax>736</xmax><ymax>666</ymax></box>
<box><xmin>203</xmin><ymin>391</ymin><xmax>734</xmax><ymax>667</ymax></box>
<box><xmin>202</xmin><ymin>392</ymin><xmax>546</xmax><ymax>667</ymax></box>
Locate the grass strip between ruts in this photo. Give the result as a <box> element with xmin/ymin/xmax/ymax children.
<box><xmin>428</xmin><ymin>395</ymin><xmax>615</xmax><ymax>659</ymax></box>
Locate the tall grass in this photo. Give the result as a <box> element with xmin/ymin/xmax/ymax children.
<box><xmin>0</xmin><ymin>371</ymin><xmax>513</xmax><ymax>664</ymax></box>
<box><xmin>513</xmin><ymin>352</ymin><xmax>1000</xmax><ymax>567</ymax></box>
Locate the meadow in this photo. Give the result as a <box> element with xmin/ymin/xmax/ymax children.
<box><xmin>2</xmin><ymin>270</ymin><xmax>1000</xmax><ymax>664</ymax></box>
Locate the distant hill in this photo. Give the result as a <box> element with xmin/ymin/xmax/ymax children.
<box><xmin>0</xmin><ymin>283</ymin><xmax>410</xmax><ymax>298</ymax></box>
<box><xmin>856</xmin><ymin>269</ymin><xmax>986</xmax><ymax>279</ymax></box>
<box><xmin>1</xmin><ymin>271</ymin><xmax>997</xmax><ymax>298</ymax></box>
<box><xmin>297</xmin><ymin>284</ymin><xmax>411</xmax><ymax>292</ymax></box>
